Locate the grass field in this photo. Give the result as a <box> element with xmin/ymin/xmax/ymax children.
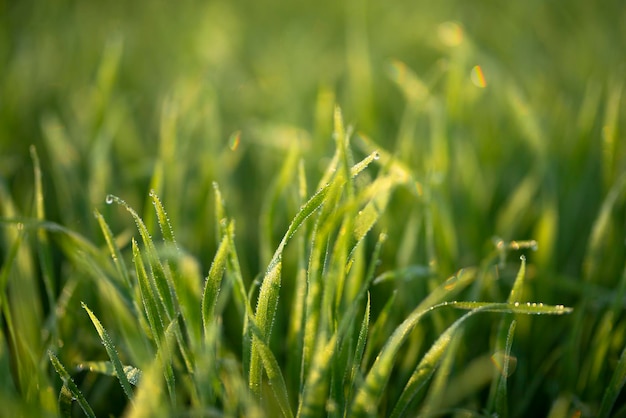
<box><xmin>1</xmin><ymin>0</ymin><xmax>625</xmax><ymax>416</ymax></box>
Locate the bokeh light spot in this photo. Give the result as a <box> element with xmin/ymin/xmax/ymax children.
<box><xmin>438</xmin><ymin>21</ymin><xmax>464</xmax><ymax>47</ymax></box>
<box><xmin>471</xmin><ymin>65</ymin><xmax>487</xmax><ymax>88</ymax></box>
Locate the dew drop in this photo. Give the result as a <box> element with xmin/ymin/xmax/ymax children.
<box><xmin>105</xmin><ymin>194</ymin><xmax>114</xmax><ymax>204</ymax></box>
<box><xmin>149</xmin><ymin>189</ymin><xmax>156</xmax><ymax>197</ymax></box>
<box><xmin>514</xmin><ymin>302</ymin><xmax>519</xmax><ymax>307</ymax></box>
<box><xmin>373</xmin><ymin>151</ymin><xmax>380</xmax><ymax>160</ymax></box>
<box><xmin>520</xmin><ymin>254</ymin><xmax>526</xmax><ymax>261</ymax></box>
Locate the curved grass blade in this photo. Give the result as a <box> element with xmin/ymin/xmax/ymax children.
<box><xmin>149</xmin><ymin>189</ymin><xmax>178</xmax><ymax>249</ymax></box>
<box><xmin>108</xmin><ymin>194</ymin><xmax>193</xmax><ymax>373</ymax></box>
<box><xmin>81</xmin><ymin>302</ymin><xmax>134</xmax><ymax>402</ymax></box>
<box><xmin>389</xmin><ymin>304</ymin><xmax>565</xmax><ymax>418</ymax></box>
<box><xmin>202</xmin><ymin>233</ymin><xmax>229</xmax><ymax>336</ymax></box>
<box><xmin>246</xmin><ymin>313</ymin><xmax>294</xmax><ymax>418</ymax></box>
<box><xmin>106</xmin><ymin>194</ymin><xmax>176</xmax><ymax>318</ymax></box>
<box><xmin>416</xmin><ymin>328</ymin><xmax>464</xmax><ymax>417</ymax></box>
<box><xmin>353</xmin><ymin>301</ymin><xmax>571</xmax><ymax>416</ymax></box>
<box><xmin>48</xmin><ymin>351</ymin><xmax>96</xmax><ymax>418</ymax></box>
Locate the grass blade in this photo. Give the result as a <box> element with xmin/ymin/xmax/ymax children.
<box><xmin>298</xmin><ymin>333</ymin><xmax>338</xmax><ymax>418</ymax></box>
<box><xmin>353</xmin><ymin>301</ymin><xmax>571</xmax><ymax>416</ymax></box>
<box><xmin>81</xmin><ymin>302</ymin><xmax>134</xmax><ymax>402</ymax></box>
<box><xmin>201</xmin><ymin>233</ymin><xmax>229</xmax><ymax>336</ymax></box>
<box><xmin>106</xmin><ymin>194</ymin><xmax>176</xmax><ymax>318</ymax></box>
<box><xmin>247</xmin><ymin>315</ymin><xmax>294</xmax><ymax>418</ymax></box>
<box><xmin>94</xmin><ymin>209</ymin><xmax>132</xmax><ymax>292</ymax></box>
<box><xmin>48</xmin><ymin>351</ymin><xmax>96</xmax><ymax>418</ymax></box>
<box><xmin>494</xmin><ymin>320</ymin><xmax>517</xmax><ymax>418</ymax></box>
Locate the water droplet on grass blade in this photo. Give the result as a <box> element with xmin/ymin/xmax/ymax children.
<box><xmin>373</xmin><ymin>151</ymin><xmax>380</xmax><ymax>160</ymax></box>
<box><xmin>105</xmin><ymin>194</ymin><xmax>114</xmax><ymax>204</ymax></box>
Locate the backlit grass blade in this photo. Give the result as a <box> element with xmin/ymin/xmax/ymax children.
<box><xmin>202</xmin><ymin>233</ymin><xmax>229</xmax><ymax>335</ymax></box>
<box><xmin>416</xmin><ymin>327</ymin><xmax>463</xmax><ymax>417</ymax></box>
<box><xmin>362</xmin><ymin>290</ymin><xmax>397</xmax><ymax>368</ymax></box>
<box><xmin>251</xmin><ymin>166</ymin><xmax>337</xmax><ymax>393</ymax></box>
<box><xmin>131</xmin><ymin>239</ymin><xmax>177</xmax><ymax>404</ymax></box>
<box><xmin>132</xmin><ymin>239</ymin><xmax>166</xmax><ymax>344</ymax></box>
<box><xmin>390</xmin><ymin>304</ymin><xmax>565</xmax><ymax>418</ymax></box>
<box><xmin>351</xmin><ymin>175</ymin><xmax>395</xmax><ymax>249</ymax></box>
<box><xmin>151</xmin><ymin>190</ymin><xmax>203</xmax><ymax>345</ymax></box>
<box><xmin>95</xmin><ymin>209</ymin><xmax>132</xmax><ymax>291</ymax></box>
<box><xmin>353</xmin><ymin>301</ymin><xmax>571</xmax><ymax>416</ymax></box>
<box><xmin>48</xmin><ymin>351</ymin><xmax>96</xmax><ymax>418</ymax></box>
<box><xmin>246</xmin><ymin>312</ymin><xmax>294</xmax><ymax>418</ymax></box>
<box><xmin>82</xmin><ymin>302</ymin><xmax>134</xmax><ymax>402</ymax></box>
<box><xmin>149</xmin><ymin>189</ymin><xmax>178</xmax><ymax>249</ymax></box>
<box><xmin>108</xmin><ymin>193</ymin><xmax>193</xmax><ymax>373</ymax></box>
<box><xmin>389</xmin><ymin>312</ymin><xmax>469</xmax><ymax>418</ymax></box>
<box><xmin>106</xmin><ymin>194</ymin><xmax>176</xmax><ymax>318</ymax></box>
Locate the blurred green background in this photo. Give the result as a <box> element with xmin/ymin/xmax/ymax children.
<box><xmin>1</xmin><ymin>0</ymin><xmax>625</xmax><ymax>415</ymax></box>
<box><xmin>2</xmin><ymin>0</ymin><xmax>624</xmax><ymax>258</ymax></box>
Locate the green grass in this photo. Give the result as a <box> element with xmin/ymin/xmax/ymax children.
<box><xmin>1</xmin><ymin>0</ymin><xmax>625</xmax><ymax>416</ymax></box>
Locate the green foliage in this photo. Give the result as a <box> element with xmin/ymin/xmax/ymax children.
<box><xmin>0</xmin><ymin>0</ymin><xmax>625</xmax><ymax>416</ymax></box>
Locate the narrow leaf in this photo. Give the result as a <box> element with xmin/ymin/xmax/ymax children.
<box><xmin>494</xmin><ymin>320</ymin><xmax>517</xmax><ymax>418</ymax></box>
<box><xmin>82</xmin><ymin>302</ymin><xmax>134</xmax><ymax>402</ymax></box>
<box><xmin>202</xmin><ymin>233</ymin><xmax>229</xmax><ymax>335</ymax></box>
<box><xmin>48</xmin><ymin>351</ymin><xmax>96</xmax><ymax>418</ymax></box>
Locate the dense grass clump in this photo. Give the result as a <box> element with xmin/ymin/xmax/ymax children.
<box><xmin>0</xmin><ymin>0</ymin><xmax>625</xmax><ymax>416</ymax></box>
